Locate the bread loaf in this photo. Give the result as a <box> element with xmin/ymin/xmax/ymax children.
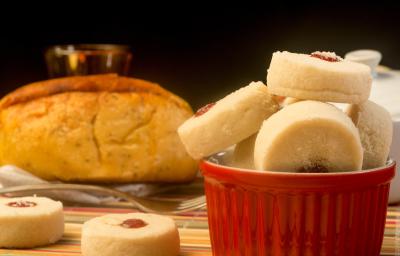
<box><xmin>0</xmin><ymin>74</ymin><xmax>198</xmax><ymax>183</ymax></box>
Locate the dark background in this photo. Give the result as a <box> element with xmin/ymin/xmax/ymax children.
<box><xmin>1</xmin><ymin>4</ymin><xmax>399</xmax><ymax>109</ymax></box>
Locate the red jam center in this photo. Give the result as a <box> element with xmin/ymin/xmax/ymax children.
<box><xmin>310</xmin><ymin>53</ymin><xmax>340</xmax><ymax>62</ymax></box>
<box><xmin>298</xmin><ymin>165</ymin><xmax>328</xmax><ymax>173</ymax></box>
<box><xmin>194</xmin><ymin>102</ymin><xmax>215</xmax><ymax>117</ymax></box>
<box><xmin>120</xmin><ymin>218</ymin><xmax>148</xmax><ymax>229</ymax></box>
<box><xmin>7</xmin><ymin>201</ymin><xmax>37</xmax><ymax>208</ymax></box>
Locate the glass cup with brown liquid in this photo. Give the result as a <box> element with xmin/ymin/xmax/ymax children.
<box><xmin>45</xmin><ymin>44</ymin><xmax>132</xmax><ymax>78</ymax></box>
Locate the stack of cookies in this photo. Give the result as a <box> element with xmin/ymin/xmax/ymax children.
<box><xmin>179</xmin><ymin>51</ymin><xmax>393</xmax><ymax>173</ymax></box>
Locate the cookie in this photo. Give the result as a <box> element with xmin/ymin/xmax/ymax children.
<box><xmin>267</xmin><ymin>51</ymin><xmax>372</xmax><ymax>103</ymax></box>
<box><xmin>254</xmin><ymin>101</ymin><xmax>363</xmax><ymax>172</ymax></box>
<box><xmin>81</xmin><ymin>213</ymin><xmax>180</xmax><ymax>256</ymax></box>
<box><xmin>346</xmin><ymin>100</ymin><xmax>393</xmax><ymax>169</ymax></box>
<box><xmin>232</xmin><ymin>133</ymin><xmax>257</xmax><ymax>169</ymax></box>
<box><xmin>178</xmin><ymin>81</ymin><xmax>279</xmax><ymax>159</ymax></box>
<box><xmin>282</xmin><ymin>97</ymin><xmax>302</xmax><ymax>106</ymax></box>
<box><xmin>0</xmin><ymin>196</ymin><xmax>64</xmax><ymax>248</ymax></box>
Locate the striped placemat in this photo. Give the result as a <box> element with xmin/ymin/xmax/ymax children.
<box><xmin>382</xmin><ymin>206</ymin><xmax>400</xmax><ymax>255</ymax></box>
<box><xmin>0</xmin><ymin>205</ymin><xmax>399</xmax><ymax>255</ymax></box>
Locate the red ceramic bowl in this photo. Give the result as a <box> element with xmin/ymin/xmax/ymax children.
<box><xmin>200</xmin><ymin>153</ymin><xmax>395</xmax><ymax>256</ymax></box>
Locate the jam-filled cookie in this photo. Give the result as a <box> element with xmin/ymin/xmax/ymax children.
<box><xmin>267</xmin><ymin>51</ymin><xmax>372</xmax><ymax>103</ymax></box>
<box><xmin>254</xmin><ymin>101</ymin><xmax>363</xmax><ymax>172</ymax></box>
<box><xmin>0</xmin><ymin>196</ymin><xmax>64</xmax><ymax>248</ymax></box>
<box><xmin>178</xmin><ymin>81</ymin><xmax>279</xmax><ymax>159</ymax></box>
<box><xmin>81</xmin><ymin>213</ymin><xmax>180</xmax><ymax>256</ymax></box>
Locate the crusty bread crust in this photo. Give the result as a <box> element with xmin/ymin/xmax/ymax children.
<box><xmin>0</xmin><ymin>74</ymin><xmax>197</xmax><ymax>183</ymax></box>
<box><xmin>0</xmin><ymin>74</ymin><xmax>191</xmax><ymax>111</ymax></box>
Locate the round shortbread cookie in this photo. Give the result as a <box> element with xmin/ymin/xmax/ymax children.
<box><xmin>233</xmin><ymin>133</ymin><xmax>257</xmax><ymax>169</ymax></box>
<box><xmin>81</xmin><ymin>213</ymin><xmax>180</xmax><ymax>256</ymax></box>
<box><xmin>346</xmin><ymin>100</ymin><xmax>393</xmax><ymax>169</ymax></box>
<box><xmin>254</xmin><ymin>101</ymin><xmax>363</xmax><ymax>172</ymax></box>
<box><xmin>0</xmin><ymin>196</ymin><xmax>64</xmax><ymax>248</ymax></box>
<box><xmin>267</xmin><ymin>51</ymin><xmax>372</xmax><ymax>103</ymax></box>
<box><xmin>282</xmin><ymin>97</ymin><xmax>303</xmax><ymax>106</ymax></box>
<box><xmin>178</xmin><ymin>81</ymin><xmax>279</xmax><ymax>159</ymax></box>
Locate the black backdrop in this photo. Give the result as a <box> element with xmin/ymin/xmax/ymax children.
<box><xmin>0</xmin><ymin>4</ymin><xmax>399</xmax><ymax>109</ymax></box>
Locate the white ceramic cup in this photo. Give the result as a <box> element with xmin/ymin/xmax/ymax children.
<box><xmin>345</xmin><ymin>49</ymin><xmax>382</xmax><ymax>77</ymax></box>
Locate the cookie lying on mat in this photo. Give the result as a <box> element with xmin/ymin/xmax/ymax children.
<box><xmin>0</xmin><ymin>196</ymin><xmax>64</xmax><ymax>248</ymax></box>
<box><xmin>81</xmin><ymin>213</ymin><xmax>180</xmax><ymax>256</ymax></box>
